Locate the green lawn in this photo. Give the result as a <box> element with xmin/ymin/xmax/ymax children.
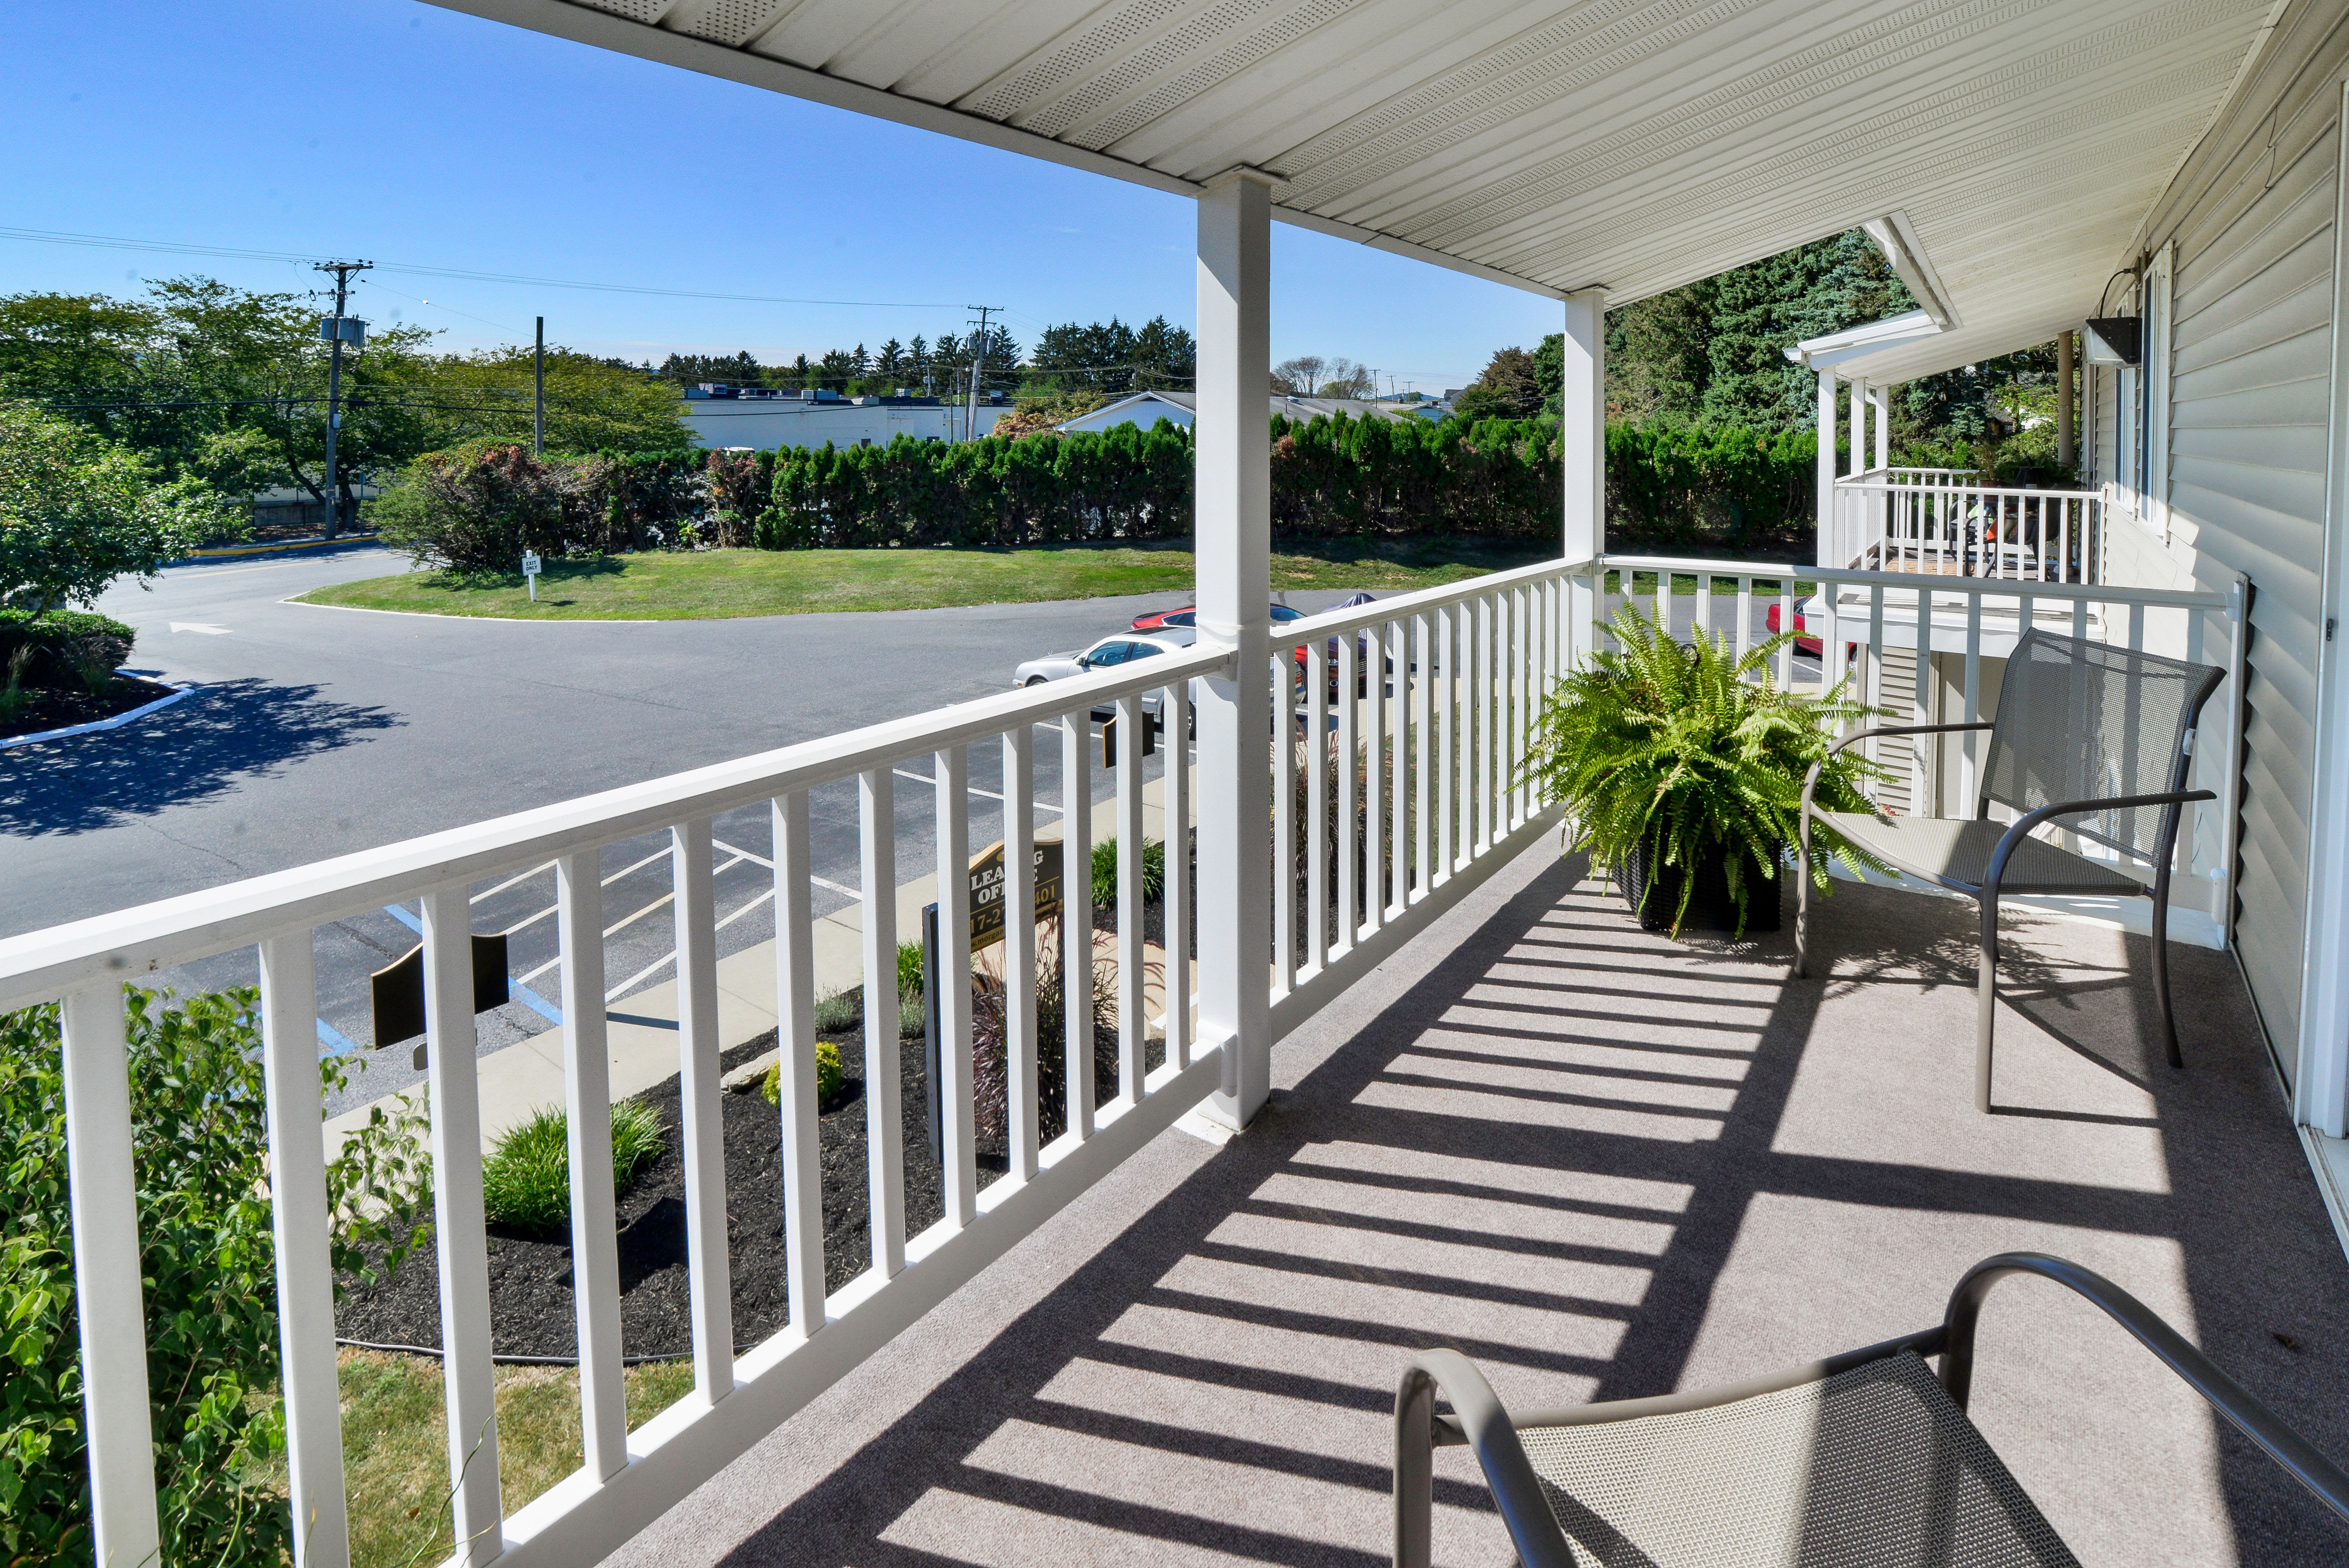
<box><xmin>330</xmin><ymin>1350</ymin><xmax>695</xmax><ymax>1566</ymax></box>
<box><xmin>294</xmin><ymin>538</ymin><xmax>1551</xmax><ymax>621</ymax></box>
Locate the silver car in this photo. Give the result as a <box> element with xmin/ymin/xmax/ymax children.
<box><xmin>1015</xmin><ymin>629</ymin><xmax>1200</xmax><ymax>722</ymax></box>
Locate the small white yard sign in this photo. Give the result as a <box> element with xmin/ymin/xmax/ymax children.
<box><xmin>521</xmin><ymin>552</ymin><xmax>542</xmax><ymax>601</ymax></box>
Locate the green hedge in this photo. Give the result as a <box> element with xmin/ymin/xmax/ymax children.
<box><xmin>0</xmin><ymin>608</ymin><xmax>135</xmax><ymax>692</ymax></box>
<box><xmin>373</xmin><ymin>413</ymin><xmax>1827</xmax><ymax>572</ymax></box>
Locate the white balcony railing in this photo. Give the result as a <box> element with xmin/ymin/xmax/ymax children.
<box><xmin>0</xmin><ymin>558</ymin><xmax>1575</xmax><ymax>1568</ymax></box>
<box><xmin>1830</xmin><ymin>470</ymin><xmax>2103</xmax><ymax>584</ymax></box>
<box><xmin>1592</xmin><ymin>554</ymin><xmax>2247</xmax><ymax>941</ymax></box>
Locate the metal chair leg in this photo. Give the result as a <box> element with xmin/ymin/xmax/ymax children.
<box><xmin>1392</xmin><ymin>1366</ymin><xmax>1437</xmax><ymax>1568</ymax></box>
<box><xmin>2149</xmin><ymin>891</ymin><xmax>2184</xmax><ymax>1070</ymax></box>
<box><xmin>1975</xmin><ymin>893</ymin><xmax>1998</xmax><ymax>1114</ymax></box>
<box><xmin>1794</xmin><ymin>814</ymin><xmax>1812</xmax><ymax>978</ymax></box>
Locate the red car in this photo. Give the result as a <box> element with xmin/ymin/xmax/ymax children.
<box><xmin>1764</xmin><ymin>600</ymin><xmax>1823</xmax><ymax>656</ymax></box>
<box><xmin>1131</xmin><ymin>603</ymin><xmax>1308</xmax><ymax>633</ymax></box>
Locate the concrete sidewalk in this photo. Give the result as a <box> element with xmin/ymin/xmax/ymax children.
<box><xmin>326</xmin><ymin>765</ymin><xmax>1189</xmax><ymax>1154</ymax></box>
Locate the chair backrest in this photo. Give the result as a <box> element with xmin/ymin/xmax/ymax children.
<box><xmin>1982</xmin><ymin>629</ymin><xmax>2225</xmax><ymax>861</ymax></box>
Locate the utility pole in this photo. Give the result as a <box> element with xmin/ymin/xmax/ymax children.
<box><xmin>315</xmin><ymin>260</ymin><xmax>372</xmax><ymax>540</ymax></box>
<box><xmin>534</xmin><ymin>316</ymin><xmax>546</xmax><ymax>455</ymax></box>
<box><xmin>965</xmin><ymin>305</ymin><xmax>1002</xmax><ymax>441</ymax></box>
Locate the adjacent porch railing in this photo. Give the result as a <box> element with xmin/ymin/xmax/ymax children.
<box><xmin>1593</xmin><ymin>555</ymin><xmax>2247</xmax><ymax>939</ymax></box>
<box><xmin>1830</xmin><ymin>469</ymin><xmax>2104</xmax><ymax>584</ymax></box>
<box><xmin>0</xmin><ymin>559</ymin><xmax>1575</xmax><ymax>1568</ymax></box>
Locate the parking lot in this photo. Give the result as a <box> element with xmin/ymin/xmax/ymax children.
<box><xmin>3</xmin><ymin>548</ymin><xmax>1372</xmax><ymax>1108</ymax></box>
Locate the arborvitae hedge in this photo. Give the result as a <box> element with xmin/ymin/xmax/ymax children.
<box><xmin>383</xmin><ymin>411</ymin><xmax>1825</xmax><ymax>569</ymax></box>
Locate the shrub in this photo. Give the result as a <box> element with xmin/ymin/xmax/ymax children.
<box><xmin>0</xmin><ymin>607</ymin><xmax>135</xmax><ymax>694</ymax></box>
<box><xmin>0</xmin><ymin>401</ymin><xmax>212</xmax><ymax>610</ymax></box>
<box><xmin>0</xmin><ymin>986</ymin><xmax>432</xmax><ymax>1566</ymax></box>
<box><xmin>757</xmin><ymin>1039</ymin><xmax>845</xmax><ymax>1110</ymax></box>
<box><xmin>812</xmin><ymin>988</ymin><xmax>860</xmax><ymax>1035</ymax></box>
<box><xmin>374</xmin><ymin>441</ymin><xmax>572</xmax><ymax>574</ymax></box>
<box><xmin>479</xmin><ymin>1099</ymin><xmax>666</xmax><ymax>1233</ymax></box>
<box><xmin>1091</xmin><ymin>837</ymin><xmax>1166</xmax><ymax>907</ymax></box>
<box><xmin>969</xmin><ymin>919</ymin><xmax>1121</xmax><ymax>1145</ymax></box>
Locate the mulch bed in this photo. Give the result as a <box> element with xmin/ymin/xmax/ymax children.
<box><xmin>0</xmin><ymin>675</ymin><xmax>180</xmax><ymax>739</ymax></box>
<box><xmin>335</xmin><ymin>1019</ymin><xmax>1137</xmax><ymax>1361</ymax></box>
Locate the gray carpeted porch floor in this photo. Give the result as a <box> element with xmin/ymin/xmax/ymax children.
<box><xmin>608</xmin><ymin>839</ymin><xmax>2349</xmax><ymax>1567</ymax></box>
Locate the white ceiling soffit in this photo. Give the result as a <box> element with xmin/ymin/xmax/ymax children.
<box><xmin>431</xmin><ymin>0</ymin><xmax>2279</xmax><ymax>336</ymax></box>
<box><xmin>1782</xmin><ymin>308</ymin><xmax>1943</xmax><ymax>371</ymax></box>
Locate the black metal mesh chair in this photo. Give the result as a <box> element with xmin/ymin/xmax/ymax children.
<box><xmin>1393</xmin><ymin>1254</ymin><xmax>2349</xmax><ymax>1568</ymax></box>
<box><xmin>1795</xmin><ymin>629</ymin><xmax>2225</xmax><ymax>1112</ymax></box>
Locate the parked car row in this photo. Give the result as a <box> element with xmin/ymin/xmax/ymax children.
<box><xmin>1011</xmin><ymin>595</ymin><xmax>1392</xmax><ymax>724</ymax></box>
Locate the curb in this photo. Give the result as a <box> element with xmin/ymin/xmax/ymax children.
<box><xmin>185</xmin><ymin>535</ymin><xmax>381</xmax><ymax>560</ymax></box>
<box><xmin>0</xmin><ymin>682</ymin><xmax>199</xmax><ymax>751</ymax></box>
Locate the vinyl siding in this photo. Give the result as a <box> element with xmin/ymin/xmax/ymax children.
<box><xmin>2136</xmin><ymin>2</ymin><xmax>2349</xmax><ymax>1074</ymax></box>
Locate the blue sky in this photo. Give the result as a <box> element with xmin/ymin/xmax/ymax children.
<box><xmin>1</xmin><ymin>0</ymin><xmax>1561</xmax><ymax>396</ymax></box>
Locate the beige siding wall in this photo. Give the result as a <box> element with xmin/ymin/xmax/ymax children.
<box><xmin>2136</xmin><ymin>2</ymin><xmax>2349</xmax><ymax>1072</ymax></box>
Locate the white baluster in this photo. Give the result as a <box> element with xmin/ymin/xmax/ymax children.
<box><xmin>1337</xmin><ymin>629</ymin><xmax>1360</xmax><ymax>952</ymax></box>
<box><xmin>554</xmin><ymin>851</ymin><xmax>625</xmax><ymax>1478</ymax></box>
<box><xmin>858</xmin><ymin>767</ymin><xmax>905</xmax><ymax>1275</ymax></box>
<box><xmin>1164</xmin><ymin>682</ymin><xmax>1191</xmax><ymax>1070</ymax></box>
<box><xmin>1114</xmin><ymin>694</ymin><xmax>1146</xmax><ymax>1103</ymax></box>
<box><xmin>260</xmin><ymin>934</ymin><xmax>352</xmax><ymax>1566</ymax></box>
<box><xmin>61</xmin><ymin>983</ymin><xmax>161</xmax><ymax>1568</ymax></box>
<box><xmin>1060</xmin><ymin>715</ymin><xmax>1096</xmax><ymax>1139</ymax></box>
<box><xmin>773</xmin><ymin>791</ymin><xmax>825</xmax><ymax>1336</ymax></box>
<box><xmin>1274</xmin><ymin>654</ymin><xmax>1298</xmax><ymax>994</ymax></box>
<box><xmin>934</xmin><ymin>744</ymin><xmax>977</xmax><ymax>1223</ymax></box>
<box><xmin>1004</xmin><ymin>729</ymin><xmax>1040</xmax><ymax>1177</ymax></box>
<box><xmin>422</xmin><ymin>884</ymin><xmax>502</xmax><ymax>1559</ymax></box>
<box><xmin>1363</xmin><ymin>621</ymin><xmax>1385</xmax><ymax>938</ymax></box>
<box><xmin>672</xmin><ymin>819</ymin><xmax>733</xmax><ymax>1402</ymax></box>
<box><xmin>1306</xmin><ymin>645</ymin><xmax>1330</xmax><ymax>969</ymax></box>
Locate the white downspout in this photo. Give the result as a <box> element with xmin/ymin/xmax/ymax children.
<box><xmin>1194</xmin><ymin>169</ymin><xmax>1275</xmax><ymax>1131</ymax></box>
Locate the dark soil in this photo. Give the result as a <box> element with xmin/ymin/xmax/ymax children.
<box><xmin>335</xmin><ymin>1020</ymin><xmax>1129</xmax><ymax>1360</ymax></box>
<box><xmin>0</xmin><ymin>675</ymin><xmax>178</xmax><ymax>738</ymax></box>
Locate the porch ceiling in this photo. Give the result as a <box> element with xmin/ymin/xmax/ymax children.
<box><xmin>440</xmin><ymin>0</ymin><xmax>2274</xmax><ymax>353</ymax></box>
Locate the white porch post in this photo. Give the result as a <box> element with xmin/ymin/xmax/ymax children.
<box><xmin>1561</xmin><ymin>288</ymin><xmax>1605</xmax><ymax>656</ymax></box>
<box><xmin>1816</xmin><ymin>369</ymin><xmax>1839</xmax><ymax>568</ymax></box>
<box><xmin>1195</xmin><ymin>169</ymin><xmax>1274</xmax><ymax>1130</ymax></box>
<box><xmin>1850</xmin><ymin>377</ymin><xmax>1869</xmax><ymax>476</ymax></box>
<box><xmin>1873</xmin><ymin>383</ymin><xmax>1891</xmax><ymax>470</ymax></box>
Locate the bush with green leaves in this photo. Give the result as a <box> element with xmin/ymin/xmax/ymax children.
<box><xmin>0</xmin><ymin>986</ymin><xmax>432</xmax><ymax>1566</ymax></box>
<box><xmin>0</xmin><ymin>608</ymin><xmax>135</xmax><ymax>695</ymax></box>
<box><xmin>479</xmin><ymin>1100</ymin><xmax>666</xmax><ymax>1234</ymax></box>
<box><xmin>1526</xmin><ymin>604</ymin><xmax>1886</xmax><ymax>935</ymax></box>
<box><xmin>758</xmin><ymin>1038</ymin><xmax>845</xmax><ymax>1111</ymax></box>
<box><xmin>0</xmin><ymin>401</ymin><xmax>218</xmax><ymax>611</ymax></box>
<box><xmin>1090</xmin><ymin>837</ymin><xmax>1166</xmax><ymax>907</ymax></box>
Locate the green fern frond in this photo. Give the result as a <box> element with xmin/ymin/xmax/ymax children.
<box><xmin>1524</xmin><ymin>603</ymin><xmax>1891</xmax><ymax>936</ymax></box>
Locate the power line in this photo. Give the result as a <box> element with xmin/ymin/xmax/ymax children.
<box><xmin>0</xmin><ymin>224</ymin><xmax>961</xmax><ymax>311</ymax></box>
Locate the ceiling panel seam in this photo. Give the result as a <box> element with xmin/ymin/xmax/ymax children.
<box><xmin>962</xmin><ymin>0</ymin><xmax>1191</xmax><ymax>122</ymax></box>
<box><xmin>1070</xmin><ymin>0</ymin><xmax>1368</xmax><ymax>151</ymax></box>
<box><xmin>1019</xmin><ymin>0</ymin><xmax>1279</xmax><ymax>139</ymax></box>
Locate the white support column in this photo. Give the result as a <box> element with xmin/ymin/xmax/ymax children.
<box><xmin>1195</xmin><ymin>168</ymin><xmax>1274</xmax><ymax>1130</ymax></box>
<box><xmin>1850</xmin><ymin>377</ymin><xmax>1869</xmax><ymax>476</ymax></box>
<box><xmin>1816</xmin><ymin>370</ymin><xmax>1840</xmax><ymax>568</ymax></box>
<box><xmin>1873</xmin><ymin>383</ymin><xmax>1892</xmax><ymax>471</ymax></box>
<box><xmin>1561</xmin><ymin>288</ymin><xmax>1605</xmax><ymax>659</ymax></box>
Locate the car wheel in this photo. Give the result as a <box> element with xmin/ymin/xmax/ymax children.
<box><xmin>1024</xmin><ymin>676</ymin><xmax>1048</xmax><ymax>686</ymax></box>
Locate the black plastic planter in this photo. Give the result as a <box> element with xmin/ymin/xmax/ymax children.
<box><xmin>1619</xmin><ymin>837</ymin><xmax>1783</xmax><ymax>934</ymax></box>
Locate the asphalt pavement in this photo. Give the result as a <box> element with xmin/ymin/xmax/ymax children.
<box><xmin>1</xmin><ymin>544</ymin><xmax>1371</xmax><ymax>1110</ymax></box>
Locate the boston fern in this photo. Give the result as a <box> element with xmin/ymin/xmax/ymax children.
<box><xmin>1527</xmin><ymin>603</ymin><xmax>1886</xmax><ymax>935</ymax></box>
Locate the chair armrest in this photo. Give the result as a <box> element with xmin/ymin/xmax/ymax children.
<box><xmin>1395</xmin><ymin>1351</ymin><xmax>1578</xmax><ymax>1568</ymax></box>
<box><xmin>1941</xmin><ymin>1253</ymin><xmax>2349</xmax><ymax>1526</ymax></box>
<box><xmin>1982</xmin><ymin>789</ymin><xmax>2216</xmax><ymax>894</ymax></box>
<box><xmin>1802</xmin><ymin>723</ymin><xmax>1995</xmax><ymax>816</ymax></box>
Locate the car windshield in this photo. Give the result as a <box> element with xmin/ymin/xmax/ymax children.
<box><xmin>1087</xmin><ymin>642</ymin><xmax>1127</xmax><ymax>665</ymax></box>
<box><xmin>1270</xmin><ymin>605</ymin><xmax>1303</xmax><ymax>621</ymax></box>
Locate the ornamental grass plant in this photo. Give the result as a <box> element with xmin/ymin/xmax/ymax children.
<box><xmin>1526</xmin><ymin>604</ymin><xmax>1886</xmax><ymax>936</ymax></box>
<box><xmin>478</xmin><ymin>1099</ymin><xmax>666</xmax><ymax>1234</ymax></box>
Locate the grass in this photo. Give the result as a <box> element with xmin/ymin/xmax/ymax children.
<box><xmin>292</xmin><ymin>536</ymin><xmax>1551</xmax><ymax>622</ymax></box>
<box><xmin>333</xmin><ymin>1349</ymin><xmax>695</xmax><ymax>1566</ymax></box>
<box><xmin>479</xmin><ymin>1099</ymin><xmax>665</xmax><ymax>1233</ymax></box>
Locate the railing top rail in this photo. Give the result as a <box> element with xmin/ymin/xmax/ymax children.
<box><xmin>1833</xmin><ymin>478</ymin><xmax>2098</xmax><ymax>499</ymax></box>
<box><xmin>1271</xmin><ymin>555</ymin><xmax>1572</xmax><ymax>649</ymax></box>
<box><xmin>1594</xmin><ymin>554</ymin><xmax>2234</xmax><ymax>613</ymax></box>
<box><xmin>0</xmin><ymin>638</ymin><xmax>1230</xmax><ymax>1011</ymax></box>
